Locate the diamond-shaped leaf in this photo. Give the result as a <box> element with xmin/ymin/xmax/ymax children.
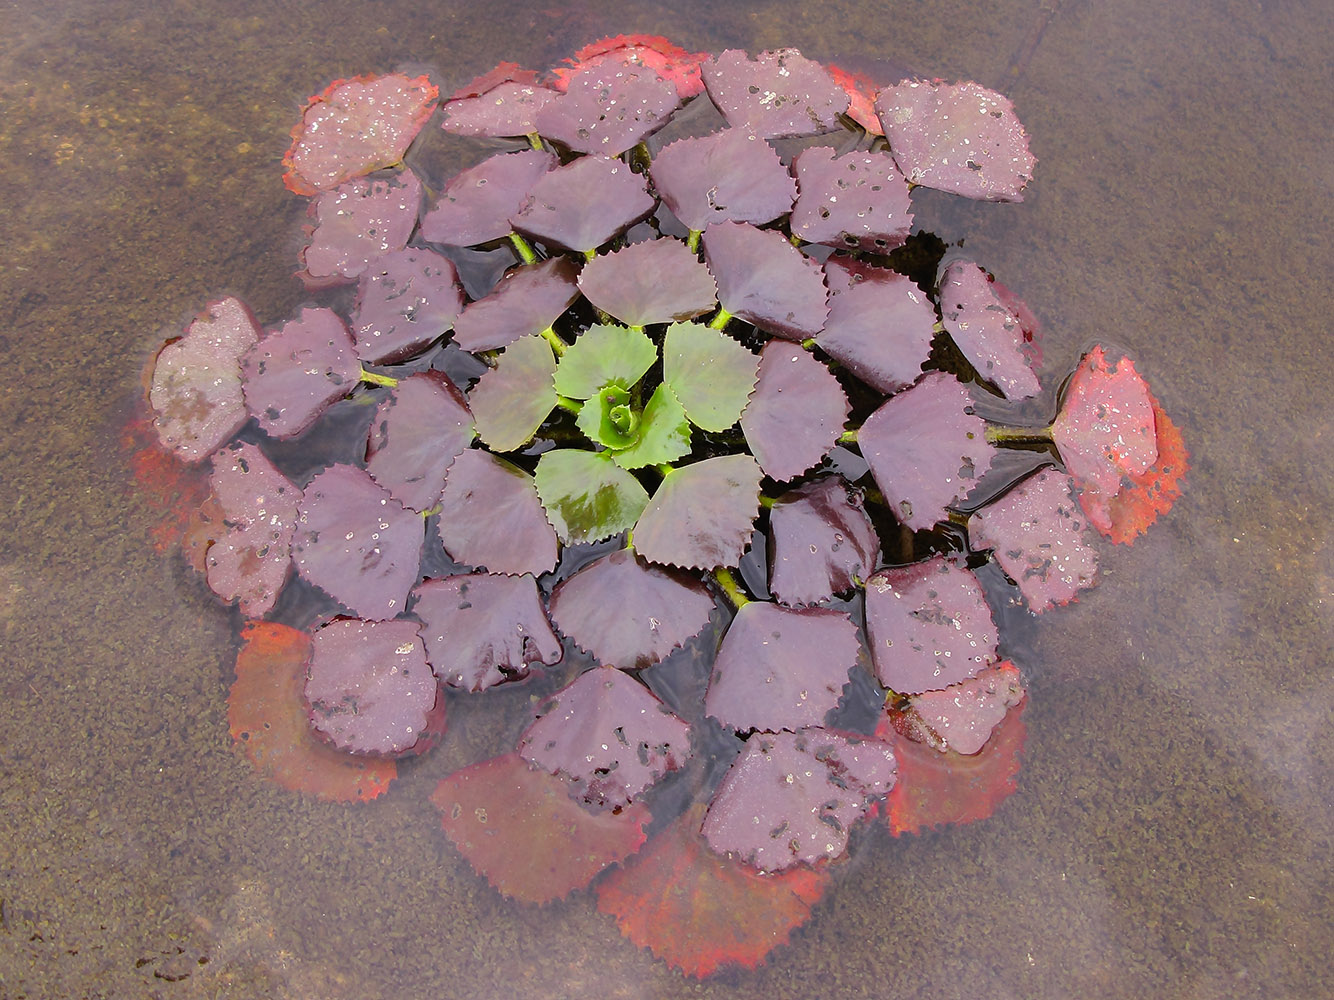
<box><xmin>512</xmin><ymin>155</ymin><xmax>655</xmax><ymax>253</ymax></box>
<box><xmin>632</xmin><ymin>455</ymin><xmax>763</xmax><ymax>570</ymax></box>
<box><xmin>578</xmin><ymin>239</ymin><xmax>718</xmax><ymax>326</ymax></box>
<box><xmin>702</xmin><ymin>222</ymin><xmax>828</xmax><ymax>339</ymax></box>
<box><xmin>740</xmin><ymin>341</ymin><xmax>848</xmax><ymax>481</ymax></box>
<box><xmin>351</xmin><ymin>248</ymin><xmax>464</xmax><ymax>363</ymax></box>
<box><xmin>937</xmin><ymin>259</ymin><xmax>1041</xmax><ymax>400</ymax></box>
<box><xmin>453</xmin><ymin>256</ymin><xmax>581</xmax><ymax>353</ymax></box>
<box><xmin>649</xmin><ymin>128</ymin><xmax>796</xmax><ymax>231</ymax></box>
<box><xmin>436</xmin><ymin>450</ymin><xmax>559</xmax><ymax>576</ymax></box>
<box><xmin>420</xmin><ymin>149</ymin><xmax>556</xmax><ymax>247</ymax></box>
<box><xmin>702</xmin><ymin>49</ymin><xmax>849</xmax><ymax>139</ymax></box>
<box><xmin>767</xmin><ymin>475</ymin><xmax>878</xmax><ymax>607</ymax></box>
<box><xmin>365</xmin><ymin>371</ymin><xmax>473</xmax><ymax>512</ymax></box>
<box><xmin>240</xmin><ymin>307</ymin><xmax>361</xmax><ymax>439</ymax></box>
<box><xmin>790</xmin><ymin>146</ymin><xmax>913</xmax><ymax>251</ymax></box>
<box><xmin>468</xmin><ymin>334</ymin><xmax>557</xmax><ymax>452</ymax></box>
<box><xmin>536</xmin><ymin>55</ymin><xmax>679</xmax><ymax>155</ymax></box>
<box><xmin>300</xmin><ymin>170</ymin><xmax>422</xmax><ymax>282</ymax></box>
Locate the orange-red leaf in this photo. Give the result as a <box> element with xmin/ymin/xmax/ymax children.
<box><xmin>1102</xmin><ymin>400</ymin><xmax>1189</xmax><ymax>544</ymax></box>
<box><xmin>119</xmin><ymin>399</ymin><xmax>211</xmax><ymax>554</ymax></box>
<box><xmin>551</xmin><ymin>35</ymin><xmax>708</xmax><ymax>99</ymax></box>
<box><xmin>227</xmin><ymin>621</ymin><xmax>397</xmax><ymax>802</ymax></box>
<box><xmin>826</xmin><ymin>64</ymin><xmax>882</xmax><ymax>134</ymax></box>
<box><xmin>877</xmin><ymin>700</ymin><xmax>1026</xmax><ymax>835</ymax></box>
<box><xmin>595</xmin><ymin>804</ymin><xmax>828</xmax><ymax>978</ymax></box>
<box><xmin>430</xmin><ymin>753</ymin><xmax>650</xmax><ymax>904</ymax></box>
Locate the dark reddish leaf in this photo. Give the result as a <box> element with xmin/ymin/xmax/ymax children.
<box><xmin>702</xmin><ymin>222</ymin><xmax>829</xmax><ymax>339</ymax></box>
<box><xmin>858</xmin><ymin>372</ymin><xmax>995</xmax><ymax>530</ymax></box>
<box><xmin>240</xmin><ymin>307</ymin><xmax>361</xmax><ymax>439</ymax></box>
<box><xmin>292</xmin><ymin>464</ymin><xmax>425</xmax><ymax>619</ymax></box>
<box><xmin>283</xmin><ymin>74</ymin><xmax>437</xmax><ymax>196</ymax></box>
<box><xmin>875</xmin><ymin>79</ymin><xmax>1035</xmax><ymax>201</ymax></box>
<box><xmin>790</xmin><ymin>146</ymin><xmax>912</xmax><ymax>251</ymax></box>
<box><xmin>595</xmin><ymin>804</ymin><xmax>828</xmax><ymax>978</ymax></box>
<box><xmin>305</xmin><ymin>618</ymin><xmax>443</xmax><ymax>757</ymax></box>
<box><xmin>702</xmin><ymin>49</ymin><xmax>849</xmax><ymax>139</ymax></box>
<box><xmin>552</xmin><ymin>35</ymin><xmax>709</xmax><ymax>100</ymax></box>
<box><xmin>826</xmin><ymin>64</ymin><xmax>882</xmax><ymax>134</ymax></box>
<box><xmin>577</xmin><ymin>238</ymin><xmax>717</xmax><ymax>326</ymax></box>
<box><xmin>970</xmin><ymin>467</ymin><xmax>1099</xmax><ymax>611</ymax></box>
<box><xmin>535</xmin><ymin>55</ymin><xmax>679</xmax><ymax>155</ymax></box>
<box><xmin>467</xmin><ymin>334</ymin><xmax>558</xmax><ymax>452</ymax></box>
<box><xmin>649</xmin><ymin>128</ymin><xmax>797</xmax><ymax>231</ymax></box>
<box><xmin>435</xmin><ymin>449</ymin><xmax>559</xmax><ymax>576</ymax></box>
<box><xmin>937</xmin><ymin>259</ymin><xmax>1041</xmax><ymax>400</ymax></box>
<box><xmin>300</xmin><ymin>169</ymin><xmax>423</xmax><ymax>281</ymax></box>
<box><xmin>632</xmin><ymin>455</ymin><xmax>763</xmax><ymax>570</ymax></box>
<box><xmin>352</xmin><ymin>248</ymin><xmax>465</xmax><ymax>363</ymax></box>
<box><xmin>739</xmin><ymin>341</ymin><xmax>848</xmax><ymax>481</ymax></box>
<box><xmin>228</xmin><ymin>621</ymin><xmax>397</xmax><ymax>801</ymax></box>
<box><xmin>705</xmin><ymin>602</ymin><xmax>859</xmax><ymax>733</ymax></box>
<box><xmin>453</xmin><ymin>256</ymin><xmax>580</xmax><ymax>352</ymax></box>
<box><xmin>149</xmin><ymin>296</ymin><xmax>260</xmax><ymax>462</ymax></box>
<box><xmin>365</xmin><ymin>371</ymin><xmax>473</xmax><ymax>512</ymax></box>
<box><xmin>1052</xmin><ymin>346</ymin><xmax>1160</xmax><ymax>533</ymax></box>
<box><xmin>701</xmin><ymin>729</ymin><xmax>896</xmax><ymax>871</ymax></box>
<box><xmin>420</xmin><ymin>150</ymin><xmax>557</xmax><ymax>248</ymax></box>
<box><xmin>412</xmin><ymin>572</ymin><xmax>562</xmax><ymax>691</ymax></box>
<box><xmin>817</xmin><ymin>258</ymin><xmax>936</xmax><ymax>395</ymax></box>
<box><xmin>890</xmin><ymin>660</ymin><xmax>1025</xmax><ymax>756</ymax></box>
<box><xmin>864</xmin><ymin>555</ymin><xmax>998</xmax><ymax>695</ymax></box>
<box><xmin>1102</xmin><ymin>400</ymin><xmax>1188</xmax><ymax>544</ymax></box>
<box><xmin>767</xmin><ymin>475</ymin><xmax>878</xmax><ymax>607</ymax></box>
<box><xmin>511</xmin><ymin>155</ymin><xmax>655</xmax><ymax>253</ymax></box>
<box><xmin>441</xmin><ymin>80</ymin><xmax>559</xmax><ymax>137</ymax></box>
<box><xmin>877</xmin><ymin>700</ymin><xmax>1026</xmax><ymax>835</ymax></box>
<box><xmin>431</xmin><ymin>753</ymin><xmax>651</xmax><ymax>904</ymax></box>
<box><xmin>520</xmin><ymin>665</ymin><xmax>692</xmax><ymax>807</ymax></box>
<box><xmin>548</xmin><ymin>547</ymin><xmax>715</xmax><ymax>670</ymax></box>
<box><xmin>204</xmin><ymin>442</ymin><xmax>301</xmax><ymax>616</ymax></box>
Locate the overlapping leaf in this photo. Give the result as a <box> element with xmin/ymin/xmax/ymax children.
<box><xmin>553</xmin><ymin>324</ymin><xmax>657</xmax><ymax>399</ymax></box>
<box><xmin>817</xmin><ymin>258</ymin><xmax>937</xmax><ymax>394</ymax></box>
<box><xmin>578</xmin><ymin>239</ymin><xmax>718</xmax><ymax>326</ymax></box>
<box><xmin>420</xmin><ymin>149</ymin><xmax>556</xmax><ymax>247</ymax></box>
<box><xmin>767</xmin><ymin>475</ymin><xmax>878</xmax><ymax>607</ymax></box>
<box><xmin>412</xmin><ymin>573</ymin><xmax>562</xmax><ymax>691</ymax></box>
<box><xmin>790</xmin><ymin>147</ymin><xmax>913</xmax><ymax>251</ymax></box>
<box><xmin>536</xmin><ymin>55</ymin><xmax>680</xmax><ymax>155</ymax></box>
<box><xmin>740</xmin><ymin>341</ymin><xmax>848</xmax><ymax>481</ymax></box>
<box><xmin>352</xmin><ymin>248</ymin><xmax>465</xmax><ymax>363</ymax></box>
<box><xmin>240</xmin><ymin>307</ymin><xmax>362</xmax><ymax>439</ymax></box>
<box><xmin>702</xmin><ymin>222</ymin><xmax>829</xmax><ymax>339</ymax></box>
<box><xmin>534</xmin><ymin>449</ymin><xmax>651</xmax><ymax>544</ymax></box>
<box><xmin>300</xmin><ymin>170</ymin><xmax>422</xmax><ymax>281</ymax></box>
<box><xmin>937</xmin><ymin>259</ymin><xmax>1041</xmax><ymax>399</ymax></box>
<box><xmin>512</xmin><ymin>155</ymin><xmax>655</xmax><ymax>252</ymax></box>
<box><xmin>440</xmin><ymin>76</ymin><xmax>559</xmax><ymax>137</ymax></box>
<box><xmin>365</xmin><ymin>371</ymin><xmax>473</xmax><ymax>512</ymax></box>
<box><xmin>632</xmin><ymin>455</ymin><xmax>763</xmax><ymax>570</ymax></box>
<box><xmin>702</xmin><ymin>49</ymin><xmax>849</xmax><ymax>138</ymax></box>
<box><xmin>661</xmin><ymin>321</ymin><xmax>759</xmax><ymax>432</ymax></box>
<box><xmin>649</xmin><ymin>128</ymin><xmax>797</xmax><ymax>231</ymax></box>
<box><xmin>436</xmin><ymin>449</ymin><xmax>559</xmax><ymax>576</ymax></box>
<box><xmin>453</xmin><ymin>257</ymin><xmax>580</xmax><ymax>352</ymax></box>
<box><xmin>889</xmin><ymin>660</ymin><xmax>1026</xmax><ymax>755</ymax></box>
<box><xmin>468</xmin><ymin>334</ymin><xmax>558</xmax><ymax>452</ymax></box>
<box><xmin>552</xmin><ymin>35</ymin><xmax>709</xmax><ymax>100</ymax></box>
<box><xmin>547</xmin><ymin>547</ymin><xmax>715</xmax><ymax>669</ymax></box>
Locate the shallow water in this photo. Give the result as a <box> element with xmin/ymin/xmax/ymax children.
<box><xmin>2</xmin><ymin>1</ymin><xmax>1332</xmax><ymax>998</ymax></box>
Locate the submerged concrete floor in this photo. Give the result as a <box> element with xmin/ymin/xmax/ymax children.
<box><xmin>1</xmin><ymin>0</ymin><xmax>1331</xmax><ymax>997</ymax></box>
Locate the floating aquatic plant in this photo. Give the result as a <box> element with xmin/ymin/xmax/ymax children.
<box><xmin>138</xmin><ymin>37</ymin><xmax>1188</xmax><ymax>979</ymax></box>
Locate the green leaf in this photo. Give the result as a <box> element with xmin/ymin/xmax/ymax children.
<box><xmin>553</xmin><ymin>323</ymin><xmax>657</xmax><ymax>399</ymax></box>
<box><xmin>661</xmin><ymin>321</ymin><xmax>759</xmax><ymax>432</ymax></box>
<box><xmin>612</xmin><ymin>383</ymin><xmax>692</xmax><ymax>470</ymax></box>
<box><xmin>469</xmin><ymin>334</ymin><xmax>558</xmax><ymax>452</ymax></box>
<box><xmin>534</xmin><ymin>449</ymin><xmax>651</xmax><ymax>544</ymax></box>
<box><xmin>576</xmin><ymin>385</ymin><xmax>638</xmax><ymax>449</ymax></box>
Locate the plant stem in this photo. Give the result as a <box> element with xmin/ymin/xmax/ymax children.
<box><xmin>758</xmin><ymin>494</ymin><xmax>776</xmax><ymax>509</ymax></box>
<box><xmin>945</xmin><ymin>509</ymin><xmax>970</xmax><ymax>527</ymax></box>
<box><xmin>539</xmin><ymin>325</ymin><xmax>569</xmax><ymax>356</ymax></box>
<box><xmin>526</xmin><ymin>133</ymin><xmax>544</xmax><ymax>152</ymax></box>
<box><xmin>709</xmin><ymin>306</ymin><xmax>733</xmax><ymax>331</ymax></box>
<box><xmin>510</xmin><ymin>232</ymin><xmax>538</xmax><ymax>265</ymax></box>
<box><xmin>839</xmin><ymin>429</ymin><xmax>858</xmax><ymax>445</ymax></box>
<box><xmin>554</xmin><ymin>395</ymin><xmax>581</xmax><ymax>414</ymax></box>
<box><xmin>800</xmin><ymin>338</ymin><xmax>818</xmax><ymax>351</ymax></box>
<box><xmin>359</xmin><ymin>367</ymin><xmax>399</xmax><ymax>389</ymax></box>
<box><xmin>985</xmin><ymin>424</ymin><xmax>1054</xmax><ymax>444</ymax></box>
<box><xmin>654</xmin><ymin>463</ymin><xmax>675</xmax><ymax>479</ymax></box>
<box><xmin>713</xmin><ymin>566</ymin><xmax>751</xmax><ymax>609</ymax></box>
<box><xmin>687</xmin><ymin>229</ymin><xmax>701</xmax><ymax>253</ymax></box>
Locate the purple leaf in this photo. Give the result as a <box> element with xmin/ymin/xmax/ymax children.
<box><xmin>535</xmin><ymin>55</ymin><xmax>679</xmax><ymax>155</ymax></box>
<box><xmin>632</xmin><ymin>455</ymin><xmax>763</xmax><ymax>570</ymax></box>
<box><xmin>467</xmin><ymin>334</ymin><xmax>557</xmax><ymax>452</ymax></box>
<box><xmin>790</xmin><ymin>147</ymin><xmax>913</xmax><ymax>251</ymax></box>
<box><xmin>740</xmin><ymin>341</ymin><xmax>848</xmax><ymax>481</ymax></box>
<box><xmin>305</xmin><ymin>618</ymin><xmax>442</xmax><ymax>757</ymax></box>
<box><xmin>204</xmin><ymin>442</ymin><xmax>301</xmax><ymax>616</ymax></box>
<box><xmin>519</xmin><ymin>665</ymin><xmax>692</xmax><ymax>808</ymax></box>
<box><xmin>412</xmin><ymin>572</ymin><xmax>562</xmax><ymax>691</ymax></box>
<box><xmin>701</xmin><ymin>729</ymin><xmax>896</xmax><ymax>872</ymax></box>
<box><xmin>702</xmin><ymin>222</ymin><xmax>829</xmax><ymax>339</ymax></box>
<box><xmin>352</xmin><ymin>248</ymin><xmax>464</xmax><ymax>363</ymax></box>
<box><xmin>969</xmin><ymin>467</ymin><xmax>1099</xmax><ymax>612</ymax></box>
<box><xmin>578</xmin><ymin>238</ymin><xmax>718</xmax><ymax>326</ymax></box>
<box><xmin>649</xmin><ymin>128</ymin><xmax>796</xmax><ymax>231</ymax></box>
<box><xmin>149</xmin><ymin>296</ymin><xmax>260</xmax><ymax>462</ymax></box>
<box><xmin>937</xmin><ymin>259</ymin><xmax>1041</xmax><ymax>399</ymax></box>
<box><xmin>702</xmin><ymin>49</ymin><xmax>850</xmax><ymax>139</ymax></box>
<box><xmin>864</xmin><ymin>555</ymin><xmax>998</xmax><ymax>695</ymax></box>
<box><xmin>435</xmin><ymin>449</ymin><xmax>559</xmax><ymax>577</ymax></box>
<box><xmin>300</xmin><ymin>170</ymin><xmax>423</xmax><ymax>281</ymax></box>
<box><xmin>767</xmin><ymin>475</ymin><xmax>878</xmax><ymax>607</ymax></box>
<box><xmin>441</xmin><ymin>81</ymin><xmax>560</xmax><ymax>138</ymax></box>
<box><xmin>453</xmin><ymin>257</ymin><xmax>581</xmax><ymax>352</ymax></box>
<box><xmin>240</xmin><ymin>307</ymin><xmax>361</xmax><ymax>439</ymax></box>
<box><xmin>511</xmin><ymin>155</ymin><xmax>656</xmax><ymax>253</ymax></box>
<box><xmin>705</xmin><ymin>602</ymin><xmax>860</xmax><ymax>732</ymax></box>
<box><xmin>420</xmin><ymin>150</ymin><xmax>556</xmax><ymax>247</ymax></box>
<box><xmin>875</xmin><ymin>79</ymin><xmax>1036</xmax><ymax>202</ymax></box>
<box><xmin>891</xmin><ymin>661</ymin><xmax>1025</xmax><ymax>756</ymax></box>
<box><xmin>365</xmin><ymin>371</ymin><xmax>473</xmax><ymax>512</ymax></box>
<box><xmin>858</xmin><ymin>372</ymin><xmax>996</xmax><ymax>530</ymax></box>
<box><xmin>548</xmin><ymin>547</ymin><xmax>715</xmax><ymax>670</ymax></box>
<box><xmin>817</xmin><ymin>258</ymin><xmax>936</xmax><ymax>395</ymax></box>
<box><xmin>292</xmin><ymin>464</ymin><xmax>426</xmax><ymax>620</ymax></box>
